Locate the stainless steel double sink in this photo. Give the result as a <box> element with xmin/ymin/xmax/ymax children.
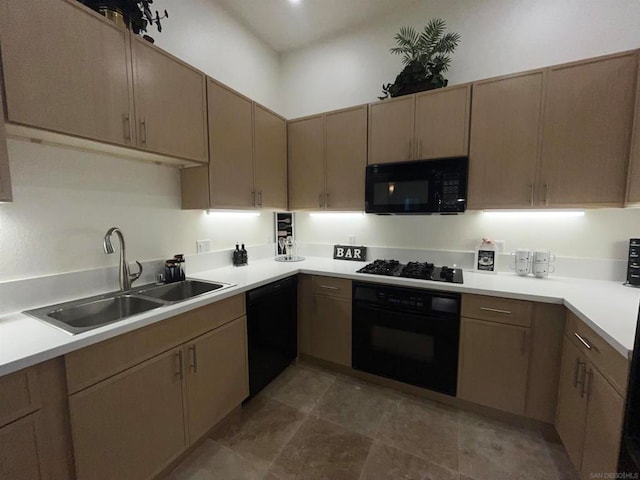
<box><xmin>24</xmin><ymin>279</ymin><xmax>234</xmax><ymax>335</ymax></box>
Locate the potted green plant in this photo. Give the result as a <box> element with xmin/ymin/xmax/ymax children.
<box><xmin>379</xmin><ymin>18</ymin><xmax>461</xmax><ymax>99</ymax></box>
<box><xmin>79</xmin><ymin>0</ymin><xmax>168</xmax><ymax>42</ymax></box>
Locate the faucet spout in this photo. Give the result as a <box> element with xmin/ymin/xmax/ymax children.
<box><xmin>103</xmin><ymin>227</ymin><xmax>143</xmax><ymax>291</ymax></box>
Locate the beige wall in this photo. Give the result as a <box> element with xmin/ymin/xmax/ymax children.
<box><xmin>295</xmin><ymin>209</ymin><xmax>640</xmax><ymax>261</ymax></box>
<box><xmin>280</xmin><ymin>0</ymin><xmax>640</xmax><ymax>118</ymax></box>
<box><xmin>0</xmin><ymin>140</ymin><xmax>272</xmax><ymax>282</ymax></box>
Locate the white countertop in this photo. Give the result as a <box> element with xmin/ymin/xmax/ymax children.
<box><xmin>0</xmin><ymin>256</ymin><xmax>638</xmax><ymax>377</ymax></box>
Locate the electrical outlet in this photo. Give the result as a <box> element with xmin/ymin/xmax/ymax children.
<box><xmin>196</xmin><ymin>239</ymin><xmax>212</xmax><ymax>254</ymax></box>
<box><xmin>494</xmin><ymin>240</ymin><xmax>506</xmax><ymax>253</ymax></box>
<box><xmin>348</xmin><ymin>234</ymin><xmax>356</xmax><ymax>245</ymax></box>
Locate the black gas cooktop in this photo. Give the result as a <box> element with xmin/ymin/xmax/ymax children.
<box><xmin>357</xmin><ymin>259</ymin><xmax>463</xmax><ymax>284</ymax></box>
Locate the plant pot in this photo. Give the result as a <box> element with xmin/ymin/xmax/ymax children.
<box><xmin>96</xmin><ymin>5</ymin><xmax>126</xmax><ymax>28</ymax></box>
<box><xmin>392</xmin><ymin>81</ymin><xmax>439</xmax><ymax>98</ymax></box>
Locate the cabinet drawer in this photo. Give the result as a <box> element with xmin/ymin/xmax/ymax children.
<box><xmin>66</xmin><ymin>293</ymin><xmax>246</xmax><ymax>394</ymax></box>
<box><xmin>566</xmin><ymin>311</ymin><xmax>629</xmax><ymax>394</ymax></box>
<box><xmin>461</xmin><ymin>294</ymin><xmax>532</xmax><ymax>327</ymax></box>
<box><xmin>312</xmin><ymin>276</ymin><xmax>352</xmax><ymax>299</ymax></box>
<box><xmin>0</xmin><ymin>367</ymin><xmax>40</xmax><ymax>428</ymax></box>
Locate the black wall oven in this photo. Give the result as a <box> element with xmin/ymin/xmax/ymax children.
<box><xmin>352</xmin><ymin>282</ymin><xmax>461</xmax><ymax>396</ymax></box>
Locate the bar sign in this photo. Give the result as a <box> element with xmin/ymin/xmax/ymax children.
<box><xmin>333</xmin><ymin>245</ymin><xmax>367</xmax><ymax>262</ymax></box>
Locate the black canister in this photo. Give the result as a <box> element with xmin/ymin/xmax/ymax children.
<box><xmin>626</xmin><ymin>239</ymin><xmax>640</xmax><ymax>287</ymax></box>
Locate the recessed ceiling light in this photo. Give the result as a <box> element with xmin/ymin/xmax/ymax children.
<box><xmin>288</xmin><ymin>0</ymin><xmax>301</xmax><ymax>4</ymax></box>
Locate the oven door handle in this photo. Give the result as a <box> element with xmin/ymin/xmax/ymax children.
<box><xmin>353</xmin><ymin>302</ymin><xmax>457</xmax><ymax>321</ymax></box>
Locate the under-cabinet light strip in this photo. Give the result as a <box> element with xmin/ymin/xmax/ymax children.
<box><xmin>482</xmin><ymin>210</ymin><xmax>585</xmax><ymax>219</ymax></box>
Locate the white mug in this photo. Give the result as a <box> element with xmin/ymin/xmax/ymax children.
<box><xmin>533</xmin><ymin>250</ymin><xmax>556</xmax><ymax>264</ymax></box>
<box><xmin>510</xmin><ymin>249</ymin><xmax>532</xmax><ymax>276</ymax></box>
<box><xmin>533</xmin><ymin>262</ymin><xmax>555</xmax><ymax>278</ymax></box>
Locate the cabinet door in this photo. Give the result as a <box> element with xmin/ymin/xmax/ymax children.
<box><xmin>69</xmin><ymin>348</ymin><xmax>186</xmax><ymax>480</ymax></box>
<box><xmin>626</xmin><ymin>63</ymin><xmax>640</xmax><ymax>205</ymax></box>
<box><xmin>288</xmin><ymin>116</ymin><xmax>325</xmax><ymax>209</ymax></box>
<box><xmin>131</xmin><ymin>37</ymin><xmax>208</xmax><ymax>162</ymax></box>
<box><xmin>368</xmin><ymin>96</ymin><xmax>415</xmax><ymax>164</ymax></box>
<box><xmin>468</xmin><ymin>72</ymin><xmax>544</xmax><ymax>209</ymax></box>
<box><xmin>555</xmin><ymin>337</ymin><xmax>588</xmax><ymax>469</ymax></box>
<box><xmin>0</xmin><ymin>87</ymin><xmax>12</xmax><ymax>203</ymax></box>
<box><xmin>311</xmin><ymin>295</ymin><xmax>352</xmax><ymax>366</ymax></box>
<box><xmin>207</xmin><ymin>80</ymin><xmax>255</xmax><ymax>208</ymax></box>
<box><xmin>414</xmin><ymin>85</ymin><xmax>470</xmax><ymax>160</ymax></box>
<box><xmin>458</xmin><ymin>318</ymin><xmax>530</xmax><ymax>415</ymax></box>
<box><xmin>0</xmin><ymin>414</ymin><xmax>43</xmax><ymax>480</ymax></box>
<box><xmin>581</xmin><ymin>367</ymin><xmax>625</xmax><ymax>478</ymax></box>
<box><xmin>254</xmin><ymin>105</ymin><xmax>287</xmax><ymax>210</ymax></box>
<box><xmin>325</xmin><ymin>106</ymin><xmax>367</xmax><ymax>210</ymax></box>
<box><xmin>540</xmin><ymin>52</ymin><xmax>637</xmax><ymax>207</ymax></box>
<box><xmin>185</xmin><ymin>317</ymin><xmax>249</xmax><ymax>443</ymax></box>
<box><xmin>0</xmin><ymin>0</ymin><xmax>132</xmax><ymax>146</ymax></box>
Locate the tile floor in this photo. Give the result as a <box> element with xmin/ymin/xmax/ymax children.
<box><xmin>166</xmin><ymin>362</ymin><xmax>579</xmax><ymax>480</ymax></box>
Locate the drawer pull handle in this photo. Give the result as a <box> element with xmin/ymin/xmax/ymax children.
<box><xmin>573</xmin><ymin>357</ymin><xmax>586</xmax><ymax>387</ymax></box>
<box><xmin>320</xmin><ymin>285</ymin><xmax>340</xmax><ymax>290</ymax></box>
<box><xmin>574</xmin><ymin>332</ymin><xmax>596</xmax><ymax>351</ymax></box>
<box><xmin>480</xmin><ymin>307</ymin><xmax>511</xmax><ymax>315</ymax></box>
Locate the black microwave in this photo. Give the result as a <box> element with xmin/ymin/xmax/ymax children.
<box><xmin>365</xmin><ymin>157</ymin><xmax>469</xmax><ymax>214</ymax></box>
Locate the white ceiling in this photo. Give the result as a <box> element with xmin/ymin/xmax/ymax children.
<box><xmin>214</xmin><ymin>0</ymin><xmax>422</xmax><ymax>52</ymax></box>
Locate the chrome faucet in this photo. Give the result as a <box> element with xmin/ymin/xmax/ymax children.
<box><xmin>103</xmin><ymin>227</ymin><xmax>143</xmax><ymax>291</ymax></box>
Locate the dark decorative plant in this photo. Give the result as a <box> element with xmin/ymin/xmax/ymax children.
<box><xmin>379</xmin><ymin>18</ymin><xmax>461</xmax><ymax>100</ymax></box>
<box><xmin>79</xmin><ymin>0</ymin><xmax>168</xmax><ymax>39</ymax></box>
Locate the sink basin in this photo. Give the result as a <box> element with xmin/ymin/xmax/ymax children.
<box><xmin>25</xmin><ymin>294</ymin><xmax>165</xmax><ymax>335</ymax></box>
<box><xmin>135</xmin><ymin>279</ymin><xmax>230</xmax><ymax>303</ymax></box>
<box><xmin>24</xmin><ymin>279</ymin><xmax>234</xmax><ymax>335</ymax></box>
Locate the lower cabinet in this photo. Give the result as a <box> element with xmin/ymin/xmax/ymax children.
<box><xmin>458</xmin><ymin>295</ymin><xmax>565</xmax><ymax>422</ymax></box>
<box><xmin>0</xmin><ymin>359</ymin><xmax>73</xmax><ymax>480</ymax></box>
<box><xmin>70</xmin><ymin>348</ymin><xmax>187</xmax><ymax>480</ymax></box>
<box><xmin>67</xmin><ymin>302</ymin><xmax>249</xmax><ymax>480</ymax></box>
<box><xmin>0</xmin><ymin>413</ymin><xmax>43</xmax><ymax>480</ymax></box>
<box><xmin>555</xmin><ymin>331</ymin><xmax>626</xmax><ymax>478</ymax></box>
<box><xmin>298</xmin><ymin>275</ymin><xmax>352</xmax><ymax>367</ymax></box>
<box><xmin>458</xmin><ymin>318</ymin><xmax>530</xmax><ymax>415</ymax></box>
<box><xmin>311</xmin><ymin>294</ymin><xmax>352</xmax><ymax>367</ymax></box>
<box><xmin>184</xmin><ymin>317</ymin><xmax>249</xmax><ymax>442</ymax></box>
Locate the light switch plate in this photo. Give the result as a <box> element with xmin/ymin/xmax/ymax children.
<box><xmin>196</xmin><ymin>239</ymin><xmax>212</xmax><ymax>254</ymax></box>
<box><xmin>494</xmin><ymin>240</ymin><xmax>506</xmax><ymax>253</ymax></box>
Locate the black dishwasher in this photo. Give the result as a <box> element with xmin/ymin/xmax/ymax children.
<box><xmin>246</xmin><ymin>276</ymin><xmax>298</xmax><ymax>399</ymax></box>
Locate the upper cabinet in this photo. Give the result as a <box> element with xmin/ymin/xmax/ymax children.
<box><xmin>288</xmin><ymin>115</ymin><xmax>325</xmax><ymax>210</ymax></box>
<box><xmin>254</xmin><ymin>104</ymin><xmax>288</xmax><ymax>209</ymax></box>
<box><xmin>414</xmin><ymin>85</ymin><xmax>471</xmax><ymax>160</ymax></box>
<box><xmin>288</xmin><ymin>105</ymin><xmax>367</xmax><ymax>211</ymax></box>
<box><xmin>1</xmin><ymin>0</ymin><xmax>132</xmax><ymax>146</ymax></box>
<box><xmin>368</xmin><ymin>96</ymin><xmax>415</xmax><ymax>165</ymax></box>
<box><xmin>468</xmin><ymin>71</ymin><xmax>545</xmax><ymax>209</ymax></box>
<box><xmin>626</xmin><ymin>63</ymin><xmax>640</xmax><ymax>205</ymax></box>
<box><xmin>181</xmin><ymin>80</ymin><xmax>287</xmax><ymax>210</ymax></box>
<box><xmin>368</xmin><ymin>85</ymin><xmax>470</xmax><ymax>164</ymax></box>
<box><xmin>539</xmin><ymin>51</ymin><xmax>637</xmax><ymax>207</ymax></box>
<box><xmin>207</xmin><ymin>79</ymin><xmax>255</xmax><ymax>209</ymax></box>
<box><xmin>469</xmin><ymin>51</ymin><xmax>638</xmax><ymax>209</ymax></box>
<box><xmin>0</xmin><ymin>88</ymin><xmax>12</xmax><ymax>203</ymax></box>
<box><xmin>130</xmin><ymin>37</ymin><xmax>208</xmax><ymax>162</ymax></box>
<box><xmin>0</xmin><ymin>0</ymin><xmax>208</xmax><ymax>163</ymax></box>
